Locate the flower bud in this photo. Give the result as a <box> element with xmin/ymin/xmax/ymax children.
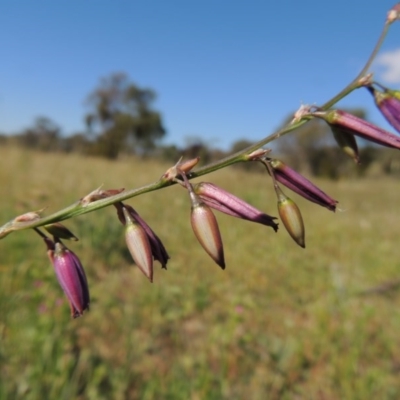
<box><xmin>387</xmin><ymin>4</ymin><xmax>400</xmax><ymax>23</ymax></box>
<box><xmin>191</xmin><ymin>197</ymin><xmax>225</xmax><ymax>269</ymax></box>
<box><xmin>367</xmin><ymin>86</ymin><xmax>400</xmax><ymax>134</ymax></box>
<box><xmin>276</xmin><ymin>189</ymin><xmax>305</xmax><ymax>248</ymax></box>
<box><xmin>123</xmin><ymin>207</ymin><xmax>154</xmax><ymax>282</ymax></box>
<box><xmin>331</xmin><ymin>126</ymin><xmax>360</xmax><ymax>164</ymax></box>
<box><xmin>115</xmin><ymin>203</ymin><xmax>169</xmax><ymax>270</ymax></box>
<box><xmin>49</xmin><ymin>241</ymin><xmax>90</xmax><ymax>318</ymax></box>
<box><xmin>162</xmin><ymin>157</ymin><xmax>200</xmax><ymax>181</ymax></box>
<box><xmin>193</xmin><ymin>182</ymin><xmax>278</xmax><ymax>231</ymax></box>
<box><xmin>313</xmin><ymin>109</ymin><xmax>400</xmax><ymax>150</ymax></box>
<box><xmin>80</xmin><ymin>186</ymin><xmax>125</xmax><ymax>206</ymax></box>
<box><xmin>267</xmin><ymin>159</ymin><xmax>338</xmax><ymax>211</ymax></box>
<box><xmin>44</xmin><ymin>222</ymin><xmax>79</xmax><ymax>241</ymax></box>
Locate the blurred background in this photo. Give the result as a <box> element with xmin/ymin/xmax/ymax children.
<box><xmin>1</xmin><ymin>1</ymin><xmax>400</xmax><ymax>399</ymax></box>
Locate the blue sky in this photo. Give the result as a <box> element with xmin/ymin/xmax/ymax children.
<box><xmin>1</xmin><ymin>1</ymin><xmax>400</xmax><ymax>150</ymax></box>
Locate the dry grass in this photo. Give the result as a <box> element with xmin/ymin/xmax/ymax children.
<box><xmin>1</xmin><ymin>146</ymin><xmax>400</xmax><ymax>399</ymax></box>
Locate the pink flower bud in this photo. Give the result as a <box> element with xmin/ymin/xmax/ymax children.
<box><xmin>116</xmin><ymin>203</ymin><xmax>169</xmax><ymax>270</ymax></box>
<box><xmin>123</xmin><ymin>207</ymin><xmax>154</xmax><ymax>282</ymax></box>
<box><xmin>193</xmin><ymin>182</ymin><xmax>278</xmax><ymax>231</ymax></box>
<box><xmin>313</xmin><ymin>110</ymin><xmax>400</xmax><ymax>150</ymax></box>
<box><xmin>367</xmin><ymin>86</ymin><xmax>400</xmax><ymax>134</ymax></box>
<box><xmin>267</xmin><ymin>159</ymin><xmax>338</xmax><ymax>211</ymax></box>
<box><xmin>48</xmin><ymin>241</ymin><xmax>90</xmax><ymax>318</ymax></box>
<box><xmin>190</xmin><ymin>195</ymin><xmax>225</xmax><ymax>269</ymax></box>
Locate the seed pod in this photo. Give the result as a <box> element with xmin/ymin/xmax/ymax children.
<box><xmin>123</xmin><ymin>207</ymin><xmax>153</xmax><ymax>282</ymax></box>
<box><xmin>276</xmin><ymin>190</ymin><xmax>305</xmax><ymax>248</ymax></box>
<box><xmin>331</xmin><ymin>126</ymin><xmax>360</xmax><ymax>164</ymax></box>
<box><xmin>190</xmin><ymin>193</ymin><xmax>225</xmax><ymax>269</ymax></box>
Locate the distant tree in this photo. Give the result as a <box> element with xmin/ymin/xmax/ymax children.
<box><xmin>59</xmin><ymin>133</ymin><xmax>93</xmax><ymax>154</ymax></box>
<box><xmin>16</xmin><ymin>116</ymin><xmax>60</xmax><ymax>151</ymax></box>
<box><xmin>85</xmin><ymin>72</ymin><xmax>166</xmax><ymax>159</ymax></box>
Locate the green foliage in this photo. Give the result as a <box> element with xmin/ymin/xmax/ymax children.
<box><xmin>2</xmin><ymin>147</ymin><xmax>400</xmax><ymax>399</ymax></box>
<box><xmin>85</xmin><ymin>72</ymin><xmax>166</xmax><ymax>159</ymax></box>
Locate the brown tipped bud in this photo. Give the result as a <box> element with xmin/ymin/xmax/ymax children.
<box><xmin>331</xmin><ymin>126</ymin><xmax>360</xmax><ymax>164</ymax></box>
<box><xmin>387</xmin><ymin>4</ymin><xmax>400</xmax><ymax>23</ymax></box>
<box><xmin>277</xmin><ymin>191</ymin><xmax>305</xmax><ymax>248</ymax></box>
<box><xmin>123</xmin><ymin>207</ymin><xmax>153</xmax><ymax>282</ymax></box>
<box><xmin>80</xmin><ymin>186</ymin><xmax>124</xmax><ymax>206</ymax></box>
<box><xmin>191</xmin><ymin>202</ymin><xmax>225</xmax><ymax>269</ymax></box>
<box><xmin>44</xmin><ymin>222</ymin><xmax>79</xmax><ymax>241</ymax></box>
<box><xmin>13</xmin><ymin>209</ymin><xmax>45</xmax><ymax>224</ymax></box>
<box><xmin>162</xmin><ymin>157</ymin><xmax>200</xmax><ymax>181</ymax></box>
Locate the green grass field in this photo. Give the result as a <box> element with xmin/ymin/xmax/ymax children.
<box><xmin>1</xmin><ymin>146</ymin><xmax>400</xmax><ymax>399</ymax></box>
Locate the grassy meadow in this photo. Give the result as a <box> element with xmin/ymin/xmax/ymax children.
<box><xmin>1</xmin><ymin>146</ymin><xmax>400</xmax><ymax>399</ymax></box>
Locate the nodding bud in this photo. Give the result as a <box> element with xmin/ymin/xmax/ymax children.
<box><xmin>193</xmin><ymin>182</ymin><xmax>278</xmax><ymax>231</ymax></box>
<box><xmin>123</xmin><ymin>207</ymin><xmax>154</xmax><ymax>282</ymax></box>
<box><xmin>387</xmin><ymin>4</ymin><xmax>400</xmax><ymax>23</ymax></box>
<box><xmin>190</xmin><ymin>193</ymin><xmax>225</xmax><ymax>269</ymax></box>
<box><xmin>267</xmin><ymin>159</ymin><xmax>338</xmax><ymax>211</ymax></box>
<box><xmin>44</xmin><ymin>222</ymin><xmax>79</xmax><ymax>241</ymax></box>
<box><xmin>48</xmin><ymin>240</ymin><xmax>90</xmax><ymax>318</ymax></box>
<box><xmin>367</xmin><ymin>86</ymin><xmax>400</xmax><ymax>134</ymax></box>
<box><xmin>115</xmin><ymin>203</ymin><xmax>169</xmax><ymax>270</ymax></box>
<box><xmin>331</xmin><ymin>127</ymin><xmax>360</xmax><ymax>164</ymax></box>
<box><xmin>313</xmin><ymin>110</ymin><xmax>400</xmax><ymax>150</ymax></box>
<box><xmin>276</xmin><ymin>188</ymin><xmax>305</xmax><ymax>248</ymax></box>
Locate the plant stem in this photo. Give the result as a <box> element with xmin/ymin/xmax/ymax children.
<box><xmin>0</xmin><ymin>14</ymin><xmax>392</xmax><ymax>239</ymax></box>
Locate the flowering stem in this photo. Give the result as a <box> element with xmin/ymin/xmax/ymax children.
<box><xmin>0</xmin><ymin>10</ymin><xmax>394</xmax><ymax>239</ymax></box>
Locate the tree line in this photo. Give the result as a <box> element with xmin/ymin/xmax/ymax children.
<box><xmin>1</xmin><ymin>72</ymin><xmax>400</xmax><ymax>179</ymax></box>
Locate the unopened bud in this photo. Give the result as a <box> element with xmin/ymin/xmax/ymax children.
<box><xmin>162</xmin><ymin>157</ymin><xmax>200</xmax><ymax>181</ymax></box>
<box><xmin>190</xmin><ymin>195</ymin><xmax>225</xmax><ymax>269</ymax></box>
<box><xmin>367</xmin><ymin>86</ymin><xmax>400</xmax><ymax>134</ymax></box>
<box><xmin>276</xmin><ymin>189</ymin><xmax>305</xmax><ymax>248</ymax></box>
<box><xmin>313</xmin><ymin>109</ymin><xmax>400</xmax><ymax>150</ymax></box>
<box><xmin>123</xmin><ymin>207</ymin><xmax>153</xmax><ymax>282</ymax></box>
<box><xmin>44</xmin><ymin>222</ymin><xmax>79</xmax><ymax>241</ymax></box>
<box><xmin>80</xmin><ymin>186</ymin><xmax>124</xmax><ymax>206</ymax></box>
<box><xmin>50</xmin><ymin>241</ymin><xmax>90</xmax><ymax>318</ymax></box>
<box><xmin>331</xmin><ymin>126</ymin><xmax>360</xmax><ymax>164</ymax></box>
<box><xmin>267</xmin><ymin>159</ymin><xmax>338</xmax><ymax>211</ymax></box>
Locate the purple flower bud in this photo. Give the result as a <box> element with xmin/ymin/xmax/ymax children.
<box><xmin>313</xmin><ymin>110</ymin><xmax>400</xmax><ymax>150</ymax></box>
<box><xmin>190</xmin><ymin>192</ymin><xmax>225</xmax><ymax>269</ymax></box>
<box><xmin>47</xmin><ymin>240</ymin><xmax>90</xmax><ymax>318</ymax></box>
<box><xmin>267</xmin><ymin>159</ymin><xmax>338</xmax><ymax>211</ymax></box>
<box><xmin>122</xmin><ymin>206</ymin><xmax>154</xmax><ymax>282</ymax></box>
<box><xmin>193</xmin><ymin>182</ymin><xmax>278</xmax><ymax>232</ymax></box>
<box><xmin>367</xmin><ymin>86</ymin><xmax>400</xmax><ymax>134</ymax></box>
<box><xmin>115</xmin><ymin>203</ymin><xmax>169</xmax><ymax>270</ymax></box>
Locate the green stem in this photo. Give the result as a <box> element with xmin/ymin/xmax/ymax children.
<box><xmin>0</xmin><ymin>13</ymin><xmax>392</xmax><ymax>239</ymax></box>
